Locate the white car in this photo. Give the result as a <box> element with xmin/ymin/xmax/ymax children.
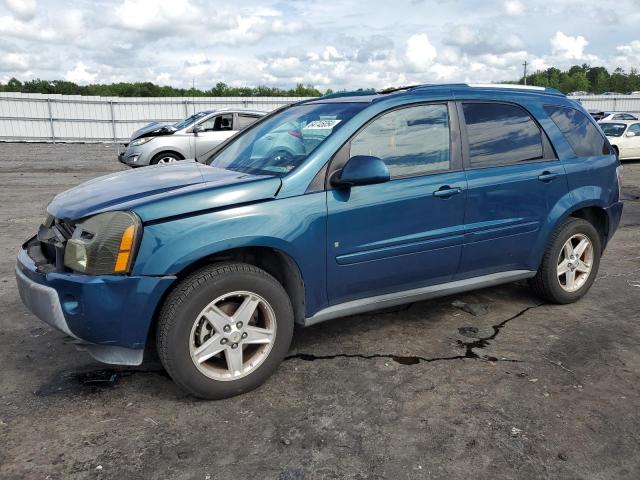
<box><xmin>600</xmin><ymin>120</ymin><xmax>640</xmax><ymax>160</ymax></box>
<box><xmin>118</xmin><ymin>109</ymin><xmax>265</xmax><ymax>167</ymax></box>
<box><xmin>592</xmin><ymin>112</ymin><xmax>638</xmax><ymax>122</ymax></box>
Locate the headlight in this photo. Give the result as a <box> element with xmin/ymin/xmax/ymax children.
<box><xmin>130</xmin><ymin>136</ymin><xmax>154</xmax><ymax>146</ymax></box>
<box><xmin>64</xmin><ymin>211</ymin><xmax>141</xmax><ymax>275</ymax></box>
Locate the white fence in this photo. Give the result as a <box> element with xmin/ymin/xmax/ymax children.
<box><xmin>0</xmin><ymin>92</ymin><xmax>312</xmax><ymax>143</ymax></box>
<box><xmin>2</xmin><ymin>91</ymin><xmax>640</xmax><ymax>144</ymax></box>
<box><xmin>574</xmin><ymin>95</ymin><xmax>640</xmax><ymax>115</ymax></box>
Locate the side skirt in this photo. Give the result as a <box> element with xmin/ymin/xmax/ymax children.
<box><xmin>303</xmin><ymin>270</ymin><xmax>536</xmax><ymax>327</ymax></box>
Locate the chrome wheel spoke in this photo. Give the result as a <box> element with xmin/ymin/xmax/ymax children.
<box><xmin>574</xmin><ymin>238</ymin><xmax>589</xmax><ymax>257</ymax></box>
<box><xmin>575</xmin><ymin>260</ymin><xmax>591</xmax><ymax>273</ymax></box>
<box><xmin>225</xmin><ymin>347</ymin><xmax>243</xmax><ymax>375</ymax></box>
<box><xmin>557</xmin><ymin>259</ymin><xmax>570</xmax><ymax>276</ymax></box>
<box><xmin>193</xmin><ymin>334</ymin><xmax>225</xmax><ymax>364</ymax></box>
<box><xmin>233</xmin><ymin>295</ymin><xmax>260</xmax><ymax>325</ymax></box>
<box><xmin>244</xmin><ymin>325</ymin><xmax>274</xmax><ymax>345</ymax></box>
<box><xmin>563</xmin><ymin>241</ymin><xmax>574</xmax><ymax>258</ymax></box>
<box><xmin>202</xmin><ymin>305</ymin><xmax>231</xmax><ymax>333</ymax></box>
<box><xmin>565</xmin><ymin>269</ymin><xmax>576</xmax><ymax>290</ymax></box>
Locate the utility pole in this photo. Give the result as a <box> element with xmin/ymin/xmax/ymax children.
<box><xmin>522</xmin><ymin>61</ymin><xmax>528</xmax><ymax>85</ymax></box>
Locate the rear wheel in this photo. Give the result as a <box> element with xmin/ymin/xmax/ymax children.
<box><xmin>529</xmin><ymin>218</ymin><xmax>601</xmax><ymax>304</ymax></box>
<box><xmin>157</xmin><ymin>263</ymin><xmax>294</xmax><ymax>399</ymax></box>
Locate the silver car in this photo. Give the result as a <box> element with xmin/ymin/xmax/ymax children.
<box><xmin>118</xmin><ymin>109</ymin><xmax>265</xmax><ymax>166</ymax></box>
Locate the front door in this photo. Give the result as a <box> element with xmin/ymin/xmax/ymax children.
<box><xmin>195</xmin><ymin>113</ymin><xmax>235</xmax><ymax>158</ymax></box>
<box><xmin>326</xmin><ymin>103</ymin><xmax>467</xmax><ymax>305</ymax></box>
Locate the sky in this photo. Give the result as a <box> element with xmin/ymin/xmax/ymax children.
<box><xmin>1</xmin><ymin>0</ymin><xmax>640</xmax><ymax>90</ymax></box>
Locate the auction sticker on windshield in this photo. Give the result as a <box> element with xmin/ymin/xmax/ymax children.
<box><xmin>303</xmin><ymin>119</ymin><xmax>342</xmax><ymax>130</ymax></box>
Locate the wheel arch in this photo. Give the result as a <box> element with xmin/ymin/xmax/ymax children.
<box><xmin>153</xmin><ymin>245</ymin><xmax>305</xmax><ymax>325</ymax></box>
<box><xmin>566</xmin><ymin>205</ymin><xmax>609</xmax><ymax>248</ymax></box>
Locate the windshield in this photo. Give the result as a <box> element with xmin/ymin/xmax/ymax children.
<box><xmin>205</xmin><ymin>103</ymin><xmax>367</xmax><ymax>176</ymax></box>
<box><xmin>173</xmin><ymin>111</ymin><xmax>210</xmax><ymax>130</ymax></box>
<box><xmin>600</xmin><ymin>123</ymin><xmax>627</xmax><ymax>137</ymax></box>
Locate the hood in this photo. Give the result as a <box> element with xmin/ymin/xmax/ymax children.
<box><xmin>130</xmin><ymin>122</ymin><xmax>175</xmax><ymax>141</ymax></box>
<box><xmin>47</xmin><ymin>162</ymin><xmax>282</xmax><ymax>222</ymax></box>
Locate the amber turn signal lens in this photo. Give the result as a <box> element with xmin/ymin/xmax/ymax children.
<box><xmin>114</xmin><ymin>225</ymin><xmax>136</xmax><ymax>272</ymax></box>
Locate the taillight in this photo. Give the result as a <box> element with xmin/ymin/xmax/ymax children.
<box><xmin>616</xmin><ymin>165</ymin><xmax>624</xmax><ymax>201</ymax></box>
<box><xmin>288</xmin><ymin>130</ymin><xmax>303</xmax><ymax>139</ymax></box>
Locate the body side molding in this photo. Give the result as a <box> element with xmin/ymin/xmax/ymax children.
<box><xmin>304</xmin><ymin>270</ymin><xmax>536</xmax><ymax>326</ymax></box>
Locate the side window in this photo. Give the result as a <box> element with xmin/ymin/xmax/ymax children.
<box><xmin>237</xmin><ymin>114</ymin><xmax>260</xmax><ymax>130</ymax></box>
<box><xmin>199</xmin><ymin>114</ymin><xmax>234</xmax><ymax>132</ymax></box>
<box><xmin>349</xmin><ymin>104</ymin><xmax>450</xmax><ymax>178</ymax></box>
<box><xmin>544</xmin><ymin>105</ymin><xmax>607</xmax><ymax>157</ymax></box>
<box><xmin>628</xmin><ymin>124</ymin><xmax>640</xmax><ymax>135</ymax></box>
<box><xmin>462</xmin><ymin>102</ymin><xmax>543</xmax><ymax>168</ymax></box>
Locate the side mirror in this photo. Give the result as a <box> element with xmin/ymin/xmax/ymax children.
<box><xmin>193</xmin><ymin>125</ymin><xmax>205</xmax><ymax>135</ymax></box>
<box><xmin>331</xmin><ymin>155</ymin><xmax>390</xmax><ymax>188</ymax></box>
<box><xmin>625</xmin><ymin>131</ymin><xmax>636</xmax><ymax>137</ymax></box>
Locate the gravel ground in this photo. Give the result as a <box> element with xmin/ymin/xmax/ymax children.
<box><xmin>0</xmin><ymin>143</ymin><xmax>639</xmax><ymax>480</ymax></box>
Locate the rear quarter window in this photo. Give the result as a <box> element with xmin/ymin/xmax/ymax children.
<box><xmin>544</xmin><ymin>105</ymin><xmax>608</xmax><ymax>157</ymax></box>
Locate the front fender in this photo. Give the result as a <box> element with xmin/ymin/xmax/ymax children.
<box><xmin>132</xmin><ymin>193</ymin><xmax>328</xmax><ymax>316</ymax></box>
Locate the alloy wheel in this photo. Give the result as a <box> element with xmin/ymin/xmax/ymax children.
<box><xmin>557</xmin><ymin>233</ymin><xmax>594</xmax><ymax>292</ymax></box>
<box><xmin>189</xmin><ymin>291</ymin><xmax>277</xmax><ymax>381</ymax></box>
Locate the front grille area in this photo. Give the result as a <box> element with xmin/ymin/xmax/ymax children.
<box><xmin>27</xmin><ymin>217</ymin><xmax>76</xmax><ymax>273</ymax></box>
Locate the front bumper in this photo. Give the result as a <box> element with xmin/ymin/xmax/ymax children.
<box><xmin>15</xmin><ymin>246</ymin><xmax>175</xmax><ymax>365</ymax></box>
<box><xmin>118</xmin><ymin>145</ymin><xmax>146</xmax><ymax>167</ymax></box>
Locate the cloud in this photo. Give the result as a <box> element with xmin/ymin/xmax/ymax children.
<box><xmin>445</xmin><ymin>24</ymin><xmax>525</xmax><ymax>55</ymax></box>
<box><xmin>0</xmin><ymin>0</ymin><xmax>638</xmax><ymax>90</ymax></box>
<box><xmin>405</xmin><ymin>34</ymin><xmax>437</xmax><ymax>72</ymax></box>
<box><xmin>0</xmin><ymin>52</ymin><xmax>30</xmax><ymax>72</ymax></box>
<box><xmin>65</xmin><ymin>63</ymin><xmax>97</xmax><ymax>84</ymax></box>
<box><xmin>550</xmin><ymin>31</ymin><xmax>589</xmax><ymax>60</ymax></box>
<box><xmin>503</xmin><ymin>0</ymin><xmax>525</xmax><ymax>16</ymax></box>
<box><xmin>0</xmin><ymin>15</ymin><xmax>58</xmax><ymax>42</ymax></box>
<box><xmin>114</xmin><ymin>0</ymin><xmax>202</xmax><ymax>32</ymax></box>
<box><xmin>3</xmin><ymin>0</ymin><xmax>36</xmax><ymax>21</ymax></box>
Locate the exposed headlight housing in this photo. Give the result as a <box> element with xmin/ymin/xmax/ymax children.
<box><xmin>64</xmin><ymin>211</ymin><xmax>141</xmax><ymax>275</ymax></box>
<box><xmin>130</xmin><ymin>136</ymin><xmax>154</xmax><ymax>147</ymax></box>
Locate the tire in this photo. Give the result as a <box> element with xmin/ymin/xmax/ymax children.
<box><xmin>529</xmin><ymin>217</ymin><xmax>602</xmax><ymax>304</ymax></box>
<box><xmin>157</xmin><ymin>263</ymin><xmax>294</xmax><ymax>399</ymax></box>
<box><xmin>150</xmin><ymin>152</ymin><xmax>182</xmax><ymax>165</ymax></box>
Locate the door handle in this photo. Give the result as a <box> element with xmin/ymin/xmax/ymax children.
<box><xmin>538</xmin><ymin>171</ymin><xmax>560</xmax><ymax>182</ymax></box>
<box><xmin>433</xmin><ymin>186</ymin><xmax>463</xmax><ymax>198</ymax></box>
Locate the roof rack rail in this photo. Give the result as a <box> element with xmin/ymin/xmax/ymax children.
<box><xmin>377</xmin><ymin>85</ymin><xmax>422</xmax><ymax>94</ymax></box>
<box><xmin>466</xmin><ymin>83</ymin><xmax>564</xmax><ymax>95</ymax></box>
<box><xmin>319</xmin><ymin>89</ymin><xmax>376</xmax><ymax>100</ymax></box>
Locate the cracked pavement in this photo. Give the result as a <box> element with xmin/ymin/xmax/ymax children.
<box><xmin>0</xmin><ymin>144</ymin><xmax>639</xmax><ymax>479</ymax></box>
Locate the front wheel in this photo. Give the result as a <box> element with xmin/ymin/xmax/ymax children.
<box><xmin>529</xmin><ymin>218</ymin><xmax>602</xmax><ymax>304</ymax></box>
<box><xmin>151</xmin><ymin>152</ymin><xmax>182</xmax><ymax>165</ymax></box>
<box><xmin>157</xmin><ymin>263</ymin><xmax>294</xmax><ymax>399</ymax></box>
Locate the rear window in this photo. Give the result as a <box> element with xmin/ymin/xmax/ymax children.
<box><xmin>462</xmin><ymin>102</ymin><xmax>543</xmax><ymax>168</ymax></box>
<box><xmin>544</xmin><ymin>105</ymin><xmax>607</xmax><ymax>157</ymax></box>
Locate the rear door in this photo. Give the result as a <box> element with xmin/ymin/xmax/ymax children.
<box><xmin>326</xmin><ymin>102</ymin><xmax>467</xmax><ymax>304</ymax></box>
<box><xmin>456</xmin><ymin>101</ymin><xmax>569</xmax><ymax>278</ymax></box>
<box><xmin>195</xmin><ymin>113</ymin><xmax>235</xmax><ymax>158</ymax></box>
